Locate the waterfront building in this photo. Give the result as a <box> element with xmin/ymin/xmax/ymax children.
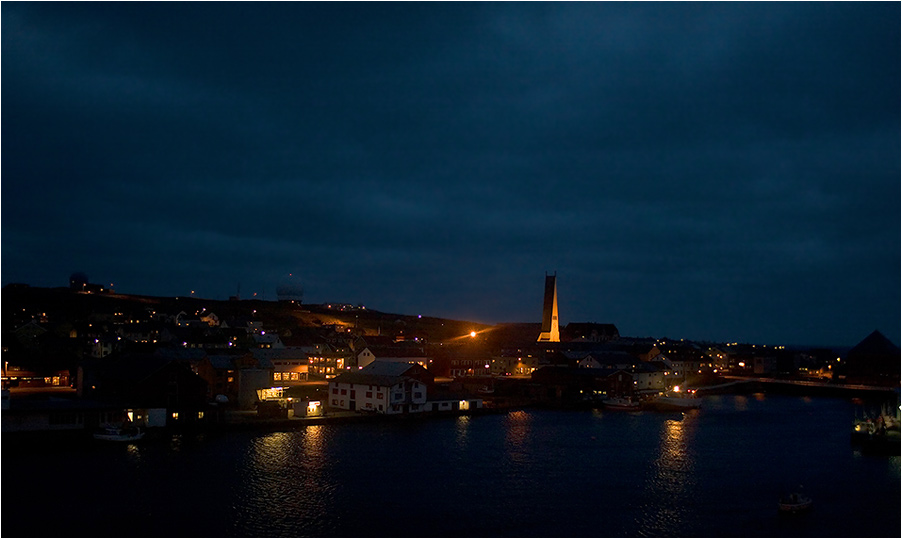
<box><xmin>252</xmin><ymin>349</ymin><xmax>310</xmax><ymax>385</ymax></box>
<box><xmin>192</xmin><ymin>352</ymin><xmax>275</xmax><ymax>409</ymax></box>
<box><xmin>530</xmin><ymin>366</ymin><xmax>609</xmax><ymax>405</ymax></box>
<box><xmin>423</xmin><ymin>384</ymin><xmax>484</xmax><ymax>412</ymax></box>
<box><xmin>195</xmin><ymin>354</ymin><xmax>239</xmax><ymax>401</ymax></box>
<box><xmin>1</xmin><ymin>395</ymin><xmax>127</xmax><ymax>434</ymax></box>
<box><xmin>328</xmin><ymin>361</ymin><xmax>433</xmax><ymax>414</ymax></box>
<box><xmin>77</xmin><ymin>354</ymin><xmax>209</xmax><ymax>423</ymax></box>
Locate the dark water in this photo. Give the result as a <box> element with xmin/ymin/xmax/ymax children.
<box><xmin>3</xmin><ymin>394</ymin><xmax>900</xmax><ymax>537</ymax></box>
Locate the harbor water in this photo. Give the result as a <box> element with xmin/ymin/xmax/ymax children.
<box><xmin>3</xmin><ymin>394</ymin><xmax>899</xmax><ymax>537</ymax></box>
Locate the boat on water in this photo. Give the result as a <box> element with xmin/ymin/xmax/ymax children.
<box><xmin>645</xmin><ymin>386</ymin><xmax>701</xmax><ymax>411</ymax></box>
<box><xmin>851</xmin><ymin>392</ymin><xmax>901</xmax><ymax>455</ymax></box>
<box><xmin>778</xmin><ymin>492</ymin><xmax>813</xmax><ymax>514</ymax></box>
<box><xmin>602</xmin><ymin>396</ymin><xmax>640</xmax><ymax>410</ymax></box>
<box><xmin>93</xmin><ymin>425</ymin><xmax>145</xmax><ymax>443</ymax></box>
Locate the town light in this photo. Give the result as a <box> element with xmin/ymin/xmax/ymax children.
<box><xmin>470</xmin><ymin>331</ymin><xmax>476</xmax><ymax>338</ymax></box>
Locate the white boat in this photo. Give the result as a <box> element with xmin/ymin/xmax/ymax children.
<box><xmin>647</xmin><ymin>386</ymin><xmax>700</xmax><ymax>411</ymax></box>
<box><xmin>778</xmin><ymin>492</ymin><xmax>813</xmax><ymax>513</ymax></box>
<box><xmin>93</xmin><ymin>425</ymin><xmax>145</xmax><ymax>442</ymax></box>
<box><xmin>602</xmin><ymin>396</ymin><xmax>640</xmax><ymax>410</ymax></box>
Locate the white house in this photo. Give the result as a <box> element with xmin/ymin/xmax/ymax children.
<box><xmin>630</xmin><ymin>362</ymin><xmax>665</xmax><ymax>393</ymax></box>
<box><xmin>328</xmin><ymin>361</ymin><xmax>433</xmax><ymax>414</ymax></box>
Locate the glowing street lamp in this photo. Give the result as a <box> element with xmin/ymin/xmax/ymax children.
<box><xmin>469</xmin><ymin>331</ymin><xmax>477</xmax><ymax>338</ymax></box>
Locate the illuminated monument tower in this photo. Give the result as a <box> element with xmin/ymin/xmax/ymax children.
<box><xmin>537</xmin><ymin>273</ymin><xmax>560</xmax><ymax>343</ymax></box>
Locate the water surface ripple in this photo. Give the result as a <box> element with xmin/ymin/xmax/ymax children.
<box><xmin>2</xmin><ymin>395</ymin><xmax>899</xmax><ymax>537</ymax></box>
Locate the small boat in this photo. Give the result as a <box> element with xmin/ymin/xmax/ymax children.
<box><xmin>602</xmin><ymin>396</ymin><xmax>640</xmax><ymax>410</ymax></box>
<box><xmin>93</xmin><ymin>425</ymin><xmax>144</xmax><ymax>443</ymax></box>
<box><xmin>778</xmin><ymin>492</ymin><xmax>813</xmax><ymax>513</ymax></box>
<box><xmin>646</xmin><ymin>386</ymin><xmax>701</xmax><ymax>411</ymax></box>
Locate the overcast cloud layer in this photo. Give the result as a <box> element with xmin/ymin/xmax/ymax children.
<box><xmin>3</xmin><ymin>3</ymin><xmax>899</xmax><ymax>346</ymax></box>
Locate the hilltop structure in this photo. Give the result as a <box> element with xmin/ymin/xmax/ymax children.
<box><xmin>837</xmin><ymin>330</ymin><xmax>900</xmax><ymax>387</ymax></box>
<box><xmin>537</xmin><ymin>273</ymin><xmax>560</xmax><ymax>343</ymax></box>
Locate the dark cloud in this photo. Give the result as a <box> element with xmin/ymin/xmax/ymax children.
<box><xmin>3</xmin><ymin>2</ymin><xmax>898</xmax><ymax>346</ymax></box>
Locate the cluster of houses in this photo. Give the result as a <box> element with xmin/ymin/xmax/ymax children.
<box><xmin>327</xmin><ymin>361</ymin><xmax>482</xmax><ymax>415</ymax></box>
<box><xmin>3</xmin><ymin>283</ymin><xmax>897</xmax><ymax>435</ymax></box>
<box><xmin>1</xmin><ymin>287</ymin><xmax>491</xmax><ymax>433</ymax></box>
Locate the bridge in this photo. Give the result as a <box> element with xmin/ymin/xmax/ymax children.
<box><xmin>696</xmin><ymin>375</ymin><xmax>898</xmax><ymax>396</ymax></box>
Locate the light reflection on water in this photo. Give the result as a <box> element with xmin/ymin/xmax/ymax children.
<box><xmin>232</xmin><ymin>427</ymin><xmax>339</xmax><ymax>536</ymax></box>
<box><xmin>4</xmin><ymin>395</ymin><xmax>899</xmax><ymax>538</ymax></box>
<box><xmin>636</xmin><ymin>412</ymin><xmax>699</xmax><ymax>537</ymax></box>
<box><xmin>504</xmin><ymin>410</ymin><xmax>532</xmax><ymax>451</ymax></box>
<box><xmin>456</xmin><ymin>414</ymin><xmax>470</xmax><ymax>448</ymax></box>
<box><xmin>501</xmin><ymin>410</ymin><xmax>537</xmax><ymax>500</ymax></box>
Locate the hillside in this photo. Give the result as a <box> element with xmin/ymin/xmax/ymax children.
<box><xmin>1</xmin><ymin>284</ymin><xmax>494</xmax><ymax>344</ymax></box>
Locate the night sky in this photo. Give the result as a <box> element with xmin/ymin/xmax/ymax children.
<box><xmin>3</xmin><ymin>3</ymin><xmax>899</xmax><ymax>347</ymax></box>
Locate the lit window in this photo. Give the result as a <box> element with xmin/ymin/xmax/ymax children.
<box><xmin>273</xmin><ymin>373</ymin><xmax>282</xmax><ymax>381</ymax></box>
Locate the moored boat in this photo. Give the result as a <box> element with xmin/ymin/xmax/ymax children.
<box><xmin>851</xmin><ymin>394</ymin><xmax>901</xmax><ymax>454</ymax></box>
<box><xmin>778</xmin><ymin>492</ymin><xmax>813</xmax><ymax>514</ymax></box>
<box><xmin>646</xmin><ymin>386</ymin><xmax>700</xmax><ymax>411</ymax></box>
<box><xmin>93</xmin><ymin>425</ymin><xmax>144</xmax><ymax>443</ymax></box>
<box><xmin>602</xmin><ymin>396</ymin><xmax>640</xmax><ymax>410</ymax></box>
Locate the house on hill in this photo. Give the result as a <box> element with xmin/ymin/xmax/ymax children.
<box><xmin>563</xmin><ymin>323</ymin><xmax>620</xmax><ymax>343</ymax></box>
<box><xmin>356</xmin><ymin>345</ymin><xmax>428</xmax><ymax>370</ymax></box>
